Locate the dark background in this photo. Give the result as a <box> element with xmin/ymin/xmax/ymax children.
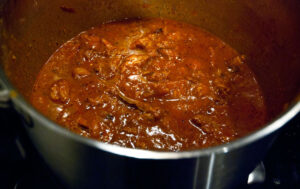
<box><xmin>0</xmin><ymin>108</ymin><xmax>299</xmax><ymax>189</ymax></box>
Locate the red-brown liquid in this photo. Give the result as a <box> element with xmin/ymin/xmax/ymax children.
<box><xmin>31</xmin><ymin>18</ymin><xmax>266</xmax><ymax>151</ymax></box>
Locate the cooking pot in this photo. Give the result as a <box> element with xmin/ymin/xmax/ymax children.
<box><xmin>0</xmin><ymin>0</ymin><xmax>299</xmax><ymax>188</ymax></box>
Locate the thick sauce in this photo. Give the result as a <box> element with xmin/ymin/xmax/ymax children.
<box><xmin>31</xmin><ymin>18</ymin><xmax>266</xmax><ymax>151</ymax></box>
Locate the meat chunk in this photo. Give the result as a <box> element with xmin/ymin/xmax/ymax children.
<box><xmin>123</xmin><ymin>55</ymin><xmax>149</xmax><ymax>66</ymax></box>
<box><xmin>121</xmin><ymin>54</ymin><xmax>149</xmax><ymax>74</ymax></box>
<box><xmin>49</xmin><ymin>79</ymin><xmax>70</xmax><ymax>103</ymax></box>
<box><xmin>116</xmin><ymin>87</ymin><xmax>161</xmax><ymax>120</ymax></box>
<box><xmin>72</xmin><ymin>67</ymin><xmax>90</xmax><ymax>79</ymax></box>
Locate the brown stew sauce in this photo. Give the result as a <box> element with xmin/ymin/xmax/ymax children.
<box><xmin>31</xmin><ymin>18</ymin><xmax>266</xmax><ymax>151</ymax></box>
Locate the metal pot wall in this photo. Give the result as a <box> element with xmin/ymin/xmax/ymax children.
<box><xmin>0</xmin><ymin>0</ymin><xmax>299</xmax><ymax>189</ymax></box>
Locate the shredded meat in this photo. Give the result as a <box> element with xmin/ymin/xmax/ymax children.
<box><xmin>31</xmin><ymin>18</ymin><xmax>266</xmax><ymax>151</ymax></box>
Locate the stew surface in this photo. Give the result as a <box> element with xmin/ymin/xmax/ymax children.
<box><xmin>31</xmin><ymin>18</ymin><xmax>266</xmax><ymax>151</ymax></box>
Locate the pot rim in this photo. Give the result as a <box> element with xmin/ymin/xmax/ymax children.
<box><xmin>1</xmin><ymin>69</ymin><xmax>299</xmax><ymax>159</ymax></box>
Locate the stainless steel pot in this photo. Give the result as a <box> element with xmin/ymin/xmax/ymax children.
<box><xmin>0</xmin><ymin>0</ymin><xmax>299</xmax><ymax>189</ymax></box>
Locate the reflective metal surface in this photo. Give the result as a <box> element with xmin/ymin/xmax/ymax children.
<box><xmin>248</xmin><ymin>162</ymin><xmax>265</xmax><ymax>185</ymax></box>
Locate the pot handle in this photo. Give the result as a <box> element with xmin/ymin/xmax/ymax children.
<box><xmin>0</xmin><ymin>79</ymin><xmax>11</xmax><ymax>108</ymax></box>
